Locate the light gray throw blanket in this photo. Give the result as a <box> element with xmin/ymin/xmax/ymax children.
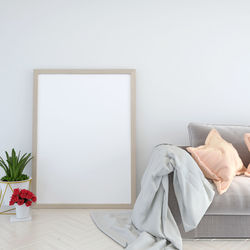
<box><xmin>91</xmin><ymin>145</ymin><xmax>215</xmax><ymax>250</ymax></box>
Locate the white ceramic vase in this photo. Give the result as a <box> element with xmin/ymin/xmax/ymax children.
<box><xmin>0</xmin><ymin>178</ymin><xmax>32</xmax><ymax>206</ymax></box>
<box><xmin>15</xmin><ymin>203</ymin><xmax>30</xmax><ymax>219</ymax></box>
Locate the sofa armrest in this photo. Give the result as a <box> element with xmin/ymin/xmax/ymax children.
<box><xmin>178</xmin><ymin>146</ymin><xmax>189</xmax><ymax>151</ymax></box>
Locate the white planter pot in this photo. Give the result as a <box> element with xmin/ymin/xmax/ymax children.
<box><xmin>0</xmin><ymin>178</ymin><xmax>32</xmax><ymax>207</ymax></box>
<box><xmin>15</xmin><ymin>203</ymin><xmax>30</xmax><ymax>219</ymax></box>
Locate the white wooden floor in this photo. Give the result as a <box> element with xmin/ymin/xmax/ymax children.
<box><xmin>0</xmin><ymin>209</ymin><xmax>249</xmax><ymax>250</ymax></box>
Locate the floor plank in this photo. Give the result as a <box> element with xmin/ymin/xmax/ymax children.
<box><xmin>0</xmin><ymin>209</ymin><xmax>249</xmax><ymax>250</ymax></box>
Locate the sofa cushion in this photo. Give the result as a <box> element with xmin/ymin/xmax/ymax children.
<box><xmin>244</xmin><ymin>133</ymin><xmax>250</xmax><ymax>177</ymax></box>
<box><xmin>188</xmin><ymin>123</ymin><xmax>250</xmax><ymax>167</ymax></box>
<box><xmin>206</xmin><ymin>176</ymin><xmax>250</xmax><ymax>215</ymax></box>
<box><xmin>187</xmin><ymin>129</ymin><xmax>245</xmax><ymax>194</ymax></box>
<box><xmin>245</xmin><ymin>133</ymin><xmax>250</xmax><ymax>151</ymax></box>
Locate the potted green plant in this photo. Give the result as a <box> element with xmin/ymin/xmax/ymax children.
<box><xmin>0</xmin><ymin>149</ymin><xmax>32</xmax><ymax>207</ymax></box>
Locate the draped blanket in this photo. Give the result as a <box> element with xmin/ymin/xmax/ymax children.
<box><xmin>91</xmin><ymin>145</ymin><xmax>214</xmax><ymax>250</ymax></box>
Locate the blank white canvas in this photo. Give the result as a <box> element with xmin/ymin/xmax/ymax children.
<box><xmin>36</xmin><ymin>74</ymin><xmax>131</xmax><ymax>204</ymax></box>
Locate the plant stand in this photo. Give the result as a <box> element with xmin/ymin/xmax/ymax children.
<box><xmin>0</xmin><ymin>179</ymin><xmax>32</xmax><ymax>215</ymax></box>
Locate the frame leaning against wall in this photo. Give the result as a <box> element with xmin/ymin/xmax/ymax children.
<box><xmin>32</xmin><ymin>69</ymin><xmax>136</xmax><ymax>209</ymax></box>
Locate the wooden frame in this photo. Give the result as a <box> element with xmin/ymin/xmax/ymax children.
<box><xmin>32</xmin><ymin>69</ymin><xmax>136</xmax><ymax>208</ymax></box>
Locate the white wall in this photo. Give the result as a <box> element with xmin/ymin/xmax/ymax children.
<box><xmin>1</xmin><ymin>0</ymin><xmax>250</xmax><ymax>194</ymax></box>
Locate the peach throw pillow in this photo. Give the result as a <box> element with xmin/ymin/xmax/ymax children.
<box><xmin>187</xmin><ymin>129</ymin><xmax>245</xmax><ymax>194</ymax></box>
<box><xmin>244</xmin><ymin>133</ymin><xmax>250</xmax><ymax>177</ymax></box>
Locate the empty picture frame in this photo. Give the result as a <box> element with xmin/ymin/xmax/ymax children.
<box><xmin>32</xmin><ymin>69</ymin><xmax>136</xmax><ymax>208</ymax></box>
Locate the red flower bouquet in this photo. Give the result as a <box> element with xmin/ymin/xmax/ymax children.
<box><xmin>9</xmin><ymin>189</ymin><xmax>37</xmax><ymax>207</ymax></box>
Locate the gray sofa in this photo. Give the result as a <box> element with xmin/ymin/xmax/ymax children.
<box><xmin>169</xmin><ymin>123</ymin><xmax>250</xmax><ymax>238</ymax></box>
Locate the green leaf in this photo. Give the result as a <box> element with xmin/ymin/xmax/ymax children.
<box><xmin>0</xmin><ymin>157</ymin><xmax>8</xmax><ymax>173</ymax></box>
